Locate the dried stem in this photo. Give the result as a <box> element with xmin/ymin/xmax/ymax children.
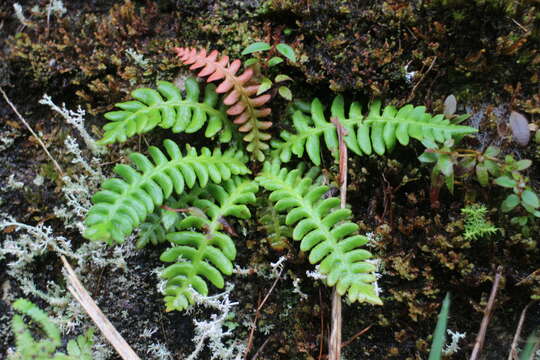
<box><xmin>470</xmin><ymin>266</ymin><xmax>503</xmax><ymax>360</ymax></box>
<box><xmin>329</xmin><ymin>116</ymin><xmax>348</xmax><ymax>360</ymax></box>
<box><xmin>508</xmin><ymin>301</ymin><xmax>534</xmax><ymax>360</ymax></box>
<box><xmin>1</xmin><ymin>87</ymin><xmax>64</xmax><ymax>178</ymax></box>
<box><xmin>61</xmin><ymin>256</ymin><xmax>141</xmax><ymax>360</ymax></box>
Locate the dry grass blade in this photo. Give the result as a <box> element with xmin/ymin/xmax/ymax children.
<box><xmin>0</xmin><ymin>87</ymin><xmax>64</xmax><ymax>178</ymax></box>
<box><xmin>61</xmin><ymin>256</ymin><xmax>141</xmax><ymax>360</ymax></box>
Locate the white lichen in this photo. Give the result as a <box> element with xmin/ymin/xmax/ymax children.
<box><xmin>13</xmin><ymin>3</ymin><xmax>29</xmax><ymax>25</ymax></box>
<box><xmin>39</xmin><ymin>94</ymin><xmax>104</xmax><ymax>155</ymax></box>
<box><xmin>185</xmin><ymin>286</ymin><xmax>245</xmax><ymax>360</ymax></box>
<box><xmin>443</xmin><ymin>329</ymin><xmax>466</xmax><ymax>356</ymax></box>
<box><xmin>126</xmin><ymin>48</ymin><xmax>149</xmax><ymax>69</ymax></box>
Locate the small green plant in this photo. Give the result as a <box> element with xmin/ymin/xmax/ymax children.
<box><xmin>9</xmin><ymin>299</ymin><xmax>93</xmax><ymax>360</ymax></box>
<box><xmin>241</xmin><ymin>41</ymin><xmax>296</xmax><ymax>101</ymax></box>
<box><xmin>419</xmin><ymin>142</ymin><xmax>540</xmax><ymax>227</ymax></box>
<box><xmin>461</xmin><ymin>204</ymin><xmax>499</xmax><ymax>240</ymax></box>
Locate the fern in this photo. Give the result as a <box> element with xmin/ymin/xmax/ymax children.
<box><xmin>159</xmin><ymin>177</ymin><xmax>258</xmax><ymax>311</ymax></box>
<box><xmin>98</xmin><ymin>79</ymin><xmax>232</xmax><ymax>145</ymax></box>
<box><xmin>9</xmin><ymin>299</ymin><xmax>93</xmax><ymax>360</ymax></box>
<box><xmin>256</xmin><ymin>160</ymin><xmax>382</xmax><ymax>304</ymax></box>
<box><xmin>175</xmin><ymin>47</ymin><xmax>272</xmax><ymax>161</ymax></box>
<box><xmin>257</xmin><ymin>198</ymin><xmax>293</xmax><ymax>251</ymax></box>
<box><xmin>136</xmin><ymin>213</ymin><xmax>168</xmax><ymax>248</ymax></box>
<box><xmin>272</xmin><ymin>96</ymin><xmax>477</xmax><ymax>165</ymax></box>
<box><xmin>83</xmin><ymin>139</ymin><xmax>249</xmax><ymax>244</ymax></box>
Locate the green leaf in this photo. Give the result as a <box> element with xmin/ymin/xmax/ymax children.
<box><xmin>278</xmin><ymin>86</ymin><xmax>293</xmax><ymax>101</ymax></box>
<box><xmin>475</xmin><ymin>164</ymin><xmax>489</xmax><ymax>187</ymax></box>
<box><xmin>268</xmin><ymin>56</ymin><xmax>284</xmax><ymax>67</ymax></box>
<box><xmin>501</xmin><ymin>194</ymin><xmax>520</xmax><ymax>212</ymax></box>
<box><xmin>257</xmin><ymin>77</ymin><xmax>273</xmax><ymax>95</ymax></box>
<box><xmin>438</xmin><ymin>155</ymin><xmax>453</xmax><ymax>177</ymax></box>
<box><xmin>522</xmin><ymin>190</ymin><xmax>539</xmax><ymax>209</ymax></box>
<box><xmin>493</xmin><ymin>176</ymin><xmax>517</xmax><ymax>188</ymax></box>
<box><xmin>276</xmin><ymin>44</ymin><xmax>296</xmax><ymax>62</ymax></box>
<box><xmin>484</xmin><ymin>145</ymin><xmax>500</xmax><ymax>158</ymax></box>
<box><xmin>428</xmin><ymin>293</ymin><xmax>451</xmax><ymax>360</ymax></box>
<box><xmin>242</xmin><ymin>42</ymin><xmax>271</xmax><ymax>55</ymax></box>
<box><xmin>515</xmin><ymin>159</ymin><xmax>532</xmax><ymax>171</ymax></box>
<box><xmin>418</xmin><ymin>151</ymin><xmax>438</xmax><ymax>163</ymax></box>
<box><xmin>244</xmin><ymin>58</ymin><xmax>259</xmax><ymax>67</ymax></box>
<box><xmin>275</xmin><ymin>74</ymin><xmax>292</xmax><ymax>82</ymax></box>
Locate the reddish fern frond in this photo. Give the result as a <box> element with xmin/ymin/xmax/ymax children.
<box><xmin>174</xmin><ymin>47</ymin><xmax>272</xmax><ymax>161</ymax></box>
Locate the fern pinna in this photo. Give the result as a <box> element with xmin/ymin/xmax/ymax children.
<box><xmin>256</xmin><ymin>160</ymin><xmax>382</xmax><ymax>305</ymax></box>
<box><xmin>175</xmin><ymin>47</ymin><xmax>272</xmax><ymax>161</ymax></box>
<box><xmin>272</xmin><ymin>96</ymin><xmax>477</xmax><ymax>166</ymax></box>
<box><xmin>158</xmin><ymin>177</ymin><xmax>258</xmax><ymax>311</ymax></box>
<box><xmin>98</xmin><ymin>79</ymin><xmax>232</xmax><ymax>145</ymax></box>
<box><xmin>83</xmin><ymin>140</ymin><xmax>249</xmax><ymax>244</ymax></box>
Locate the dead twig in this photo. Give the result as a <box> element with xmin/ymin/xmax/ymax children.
<box><xmin>244</xmin><ymin>265</ymin><xmax>284</xmax><ymax>359</ymax></box>
<box><xmin>61</xmin><ymin>256</ymin><xmax>141</xmax><ymax>360</ymax></box>
<box><xmin>1</xmin><ymin>87</ymin><xmax>64</xmax><ymax>178</ymax></box>
<box><xmin>508</xmin><ymin>301</ymin><xmax>534</xmax><ymax>360</ymax></box>
<box><xmin>407</xmin><ymin>56</ymin><xmax>437</xmax><ymax>103</ymax></box>
<box><xmin>328</xmin><ymin>116</ymin><xmax>348</xmax><ymax>360</ymax></box>
<box><xmin>470</xmin><ymin>266</ymin><xmax>503</xmax><ymax>360</ymax></box>
<box><xmin>250</xmin><ymin>336</ymin><xmax>272</xmax><ymax>360</ymax></box>
<box><xmin>341</xmin><ymin>325</ymin><xmax>372</xmax><ymax>349</ymax></box>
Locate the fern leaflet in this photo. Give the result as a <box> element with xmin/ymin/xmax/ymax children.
<box><xmin>98</xmin><ymin>79</ymin><xmax>232</xmax><ymax>144</ymax></box>
<box><xmin>159</xmin><ymin>177</ymin><xmax>258</xmax><ymax>311</ymax></box>
<box><xmin>272</xmin><ymin>96</ymin><xmax>477</xmax><ymax>165</ymax></box>
<box><xmin>83</xmin><ymin>139</ymin><xmax>249</xmax><ymax>244</ymax></box>
<box><xmin>175</xmin><ymin>47</ymin><xmax>272</xmax><ymax>161</ymax></box>
<box><xmin>256</xmin><ymin>160</ymin><xmax>382</xmax><ymax>304</ymax></box>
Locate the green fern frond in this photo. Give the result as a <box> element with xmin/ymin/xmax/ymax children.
<box><xmin>83</xmin><ymin>139</ymin><xmax>249</xmax><ymax>244</ymax></box>
<box><xmin>159</xmin><ymin>177</ymin><xmax>258</xmax><ymax>311</ymax></box>
<box><xmin>256</xmin><ymin>160</ymin><xmax>382</xmax><ymax>305</ymax></box>
<box><xmin>98</xmin><ymin>79</ymin><xmax>232</xmax><ymax>145</ymax></box>
<box><xmin>272</xmin><ymin>96</ymin><xmax>477</xmax><ymax>165</ymax></box>
<box><xmin>9</xmin><ymin>299</ymin><xmax>93</xmax><ymax>360</ymax></box>
<box><xmin>257</xmin><ymin>198</ymin><xmax>293</xmax><ymax>251</ymax></box>
<box><xmin>136</xmin><ymin>213</ymin><xmax>168</xmax><ymax>248</ymax></box>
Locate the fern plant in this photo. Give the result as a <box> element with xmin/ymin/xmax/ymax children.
<box><xmin>9</xmin><ymin>299</ymin><xmax>93</xmax><ymax>360</ymax></box>
<box><xmin>84</xmin><ymin>140</ymin><xmax>249</xmax><ymax>244</ymax></box>
<box><xmin>98</xmin><ymin>79</ymin><xmax>232</xmax><ymax>145</ymax></box>
<box><xmin>158</xmin><ymin>177</ymin><xmax>258</xmax><ymax>311</ymax></box>
<box><xmin>256</xmin><ymin>160</ymin><xmax>382</xmax><ymax>304</ymax></box>
<box><xmin>175</xmin><ymin>47</ymin><xmax>272</xmax><ymax>161</ymax></box>
<box><xmin>272</xmin><ymin>96</ymin><xmax>477</xmax><ymax>166</ymax></box>
<box><xmin>83</xmin><ymin>45</ymin><xmax>484</xmax><ymax>313</ymax></box>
